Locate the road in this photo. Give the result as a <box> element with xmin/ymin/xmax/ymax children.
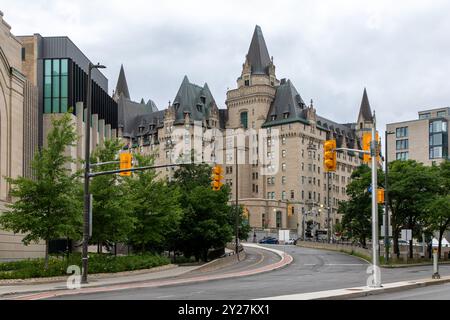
<box><xmin>47</xmin><ymin>245</ymin><xmax>450</xmax><ymax>300</ymax></box>
<box><xmin>354</xmin><ymin>282</ymin><xmax>450</xmax><ymax>300</ymax></box>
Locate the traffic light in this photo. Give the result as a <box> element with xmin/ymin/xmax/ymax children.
<box><xmin>119</xmin><ymin>152</ymin><xmax>132</xmax><ymax>176</ymax></box>
<box><xmin>363</xmin><ymin>131</ymin><xmax>380</xmax><ymax>163</ymax></box>
<box><xmin>362</xmin><ymin>132</ymin><xmax>371</xmax><ymax>163</ymax></box>
<box><xmin>211</xmin><ymin>165</ymin><xmax>224</xmax><ymax>191</ymax></box>
<box><xmin>323</xmin><ymin>140</ymin><xmax>337</xmax><ymax>172</ymax></box>
<box><xmin>377</xmin><ymin>188</ymin><xmax>385</xmax><ymax>204</ymax></box>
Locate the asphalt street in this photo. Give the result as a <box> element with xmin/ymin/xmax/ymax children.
<box><xmin>49</xmin><ymin>245</ymin><xmax>450</xmax><ymax>300</ymax></box>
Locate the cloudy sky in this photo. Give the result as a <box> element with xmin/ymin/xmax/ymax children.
<box><xmin>3</xmin><ymin>0</ymin><xmax>450</xmax><ymax>132</ymax></box>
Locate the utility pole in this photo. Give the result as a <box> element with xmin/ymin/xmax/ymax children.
<box><xmin>82</xmin><ymin>63</ymin><xmax>105</xmax><ymax>284</ymax></box>
<box><xmin>384</xmin><ymin>130</ymin><xmax>394</xmax><ymax>262</ymax></box>
<box><xmin>371</xmin><ymin>113</ymin><xmax>381</xmax><ymax>287</ymax></box>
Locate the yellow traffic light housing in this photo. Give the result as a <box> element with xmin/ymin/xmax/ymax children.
<box><xmin>362</xmin><ymin>132</ymin><xmax>371</xmax><ymax>163</ymax></box>
<box><xmin>377</xmin><ymin>188</ymin><xmax>385</xmax><ymax>204</ymax></box>
<box><xmin>211</xmin><ymin>165</ymin><xmax>224</xmax><ymax>191</ymax></box>
<box><xmin>119</xmin><ymin>152</ymin><xmax>132</xmax><ymax>176</ymax></box>
<box><xmin>323</xmin><ymin>140</ymin><xmax>337</xmax><ymax>172</ymax></box>
<box><xmin>363</xmin><ymin>131</ymin><xmax>380</xmax><ymax>163</ymax></box>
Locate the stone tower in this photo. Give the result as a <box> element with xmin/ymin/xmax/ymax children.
<box><xmin>226</xmin><ymin>25</ymin><xmax>280</xmax><ymax>130</ymax></box>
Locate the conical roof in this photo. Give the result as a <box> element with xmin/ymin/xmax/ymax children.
<box><xmin>247</xmin><ymin>25</ymin><xmax>271</xmax><ymax>75</ymax></box>
<box><xmin>115</xmin><ymin>64</ymin><xmax>130</xmax><ymax>99</ymax></box>
<box><xmin>358</xmin><ymin>88</ymin><xmax>373</xmax><ymax>122</ymax></box>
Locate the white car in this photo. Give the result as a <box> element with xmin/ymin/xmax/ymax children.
<box><xmin>285</xmin><ymin>238</ymin><xmax>296</xmax><ymax>245</ymax></box>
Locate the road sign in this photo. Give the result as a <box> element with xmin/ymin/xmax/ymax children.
<box><xmin>401</xmin><ymin>229</ymin><xmax>412</xmax><ymax>242</ymax></box>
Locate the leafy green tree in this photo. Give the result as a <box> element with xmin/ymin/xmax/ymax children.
<box><xmin>230</xmin><ymin>203</ymin><xmax>251</xmax><ymax>241</ymax></box>
<box><xmin>339</xmin><ymin>165</ymin><xmax>383</xmax><ymax>247</ymax></box>
<box><xmin>127</xmin><ymin>153</ymin><xmax>182</xmax><ymax>253</ymax></box>
<box><xmin>388</xmin><ymin>160</ymin><xmax>439</xmax><ymax>258</ymax></box>
<box><xmin>423</xmin><ymin>161</ymin><xmax>450</xmax><ymax>258</ymax></box>
<box><xmin>173</xmin><ymin>163</ymin><xmax>234</xmax><ymax>262</ymax></box>
<box><xmin>89</xmin><ymin>139</ymin><xmax>136</xmax><ymax>253</ymax></box>
<box><xmin>0</xmin><ymin>113</ymin><xmax>82</xmax><ymax>269</ymax></box>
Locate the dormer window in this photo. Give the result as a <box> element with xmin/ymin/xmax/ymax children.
<box><xmin>197</xmin><ymin>104</ymin><xmax>203</xmax><ymax>112</ymax></box>
<box><xmin>283</xmin><ymin>112</ymin><xmax>289</xmax><ymax>119</ymax></box>
<box><xmin>200</xmin><ymin>96</ymin><xmax>206</xmax><ymax>104</ymax></box>
<box><xmin>271</xmin><ymin>115</ymin><xmax>277</xmax><ymax>121</ymax></box>
<box><xmin>174</xmin><ymin>103</ymin><xmax>180</xmax><ymax>110</ymax></box>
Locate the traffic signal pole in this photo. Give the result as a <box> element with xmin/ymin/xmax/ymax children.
<box><xmin>370</xmin><ymin>117</ymin><xmax>381</xmax><ymax>287</ymax></box>
<box><xmin>328</xmin><ymin>113</ymin><xmax>382</xmax><ymax>288</ymax></box>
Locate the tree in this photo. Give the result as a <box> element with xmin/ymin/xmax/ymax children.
<box><xmin>423</xmin><ymin>161</ymin><xmax>450</xmax><ymax>259</ymax></box>
<box><xmin>229</xmin><ymin>203</ymin><xmax>251</xmax><ymax>241</ymax></box>
<box><xmin>339</xmin><ymin>165</ymin><xmax>383</xmax><ymax>247</ymax></box>
<box><xmin>388</xmin><ymin>160</ymin><xmax>439</xmax><ymax>258</ymax></box>
<box><xmin>127</xmin><ymin>153</ymin><xmax>182</xmax><ymax>253</ymax></box>
<box><xmin>89</xmin><ymin>139</ymin><xmax>135</xmax><ymax>253</ymax></box>
<box><xmin>0</xmin><ymin>113</ymin><xmax>82</xmax><ymax>269</ymax></box>
<box><xmin>172</xmin><ymin>163</ymin><xmax>234</xmax><ymax>262</ymax></box>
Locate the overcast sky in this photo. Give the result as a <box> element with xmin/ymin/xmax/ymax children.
<box><xmin>3</xmin><ymin>0</ymin><xmax>450</xmax><ymax>132</ymax></box>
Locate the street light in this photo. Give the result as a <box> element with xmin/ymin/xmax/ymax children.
<box><xmin>384</xmin><ymin>130</ymin><xmax>395</xmax><ymax>263</ymax></box>
<box><xmin>82</xmin><ymin>62</ymin><xmax>106</xmax><ymax>284</ymax></box>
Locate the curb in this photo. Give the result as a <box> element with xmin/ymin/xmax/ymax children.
<box><xmin>381</xmin><ymin>261</ymin><xmax>450</xmax><ymax>268</ymax></box>
<box><xmin>256</xmin><ymin>275</ymin><xmax>450</xmax><ymax>300</ymax></box>
<box><xmin>0</xmin><ymin>264</ymin><xmax>179</xmax><ymax>287</ymax></box>
<box><xmin>318</xmin><ymin>276</ymin><xmax>450</xmax><ymax>300</ymax></box>
<box><xmin>5</xmin><ymin>244</ymin><xmax>293</xmax><ymax>300</ymax></box>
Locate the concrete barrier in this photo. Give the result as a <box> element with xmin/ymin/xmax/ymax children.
<box><xmin>296</xmin><ymin>241</ymin><xmax>371</xmax><ymax>261</ymax></box>
<box><xmin>191</xmin><ymin>250</ymin><xmax>246</xmax><ymax>273</ymax></box>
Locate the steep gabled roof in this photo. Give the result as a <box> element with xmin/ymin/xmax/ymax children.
<box><xmin>358</xmin><ymin>88</ymin><xmax>373</xmax><ymax>122</ymax></box>
<box><xmin>263</xmin><ymin>79</ymin><xmax>307</xmax><ymax>126</ymax></box>
<box><xmin>172</xmin><ymin>76</ymin><xmax>216</xmax><ymax>124</ymax></box>
<box><xmin>115</xmin><ymin>64</ymin><xmax>130</xmax><ymax>99</ymax></box>
<box><xmin>247</xmin><ymin>25</ymin><xmax>272</xmax><ymax>75</ymax></box>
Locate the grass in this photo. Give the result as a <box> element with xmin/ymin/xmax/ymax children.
<box><xmin>339</xmin><ymin>249</ymin><xmax>372</xmax><ymax>263</ymax></box>
<box><xmin>0</xmin><ymin>253</ymin><xmax>170</xmax><ymax>280</ymax></box>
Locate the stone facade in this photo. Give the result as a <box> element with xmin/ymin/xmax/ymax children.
<box><xmin>119</xmin><ymin>25</ymin><xmax>371</xmax><ymax>239</ymax></box>
<box><xmin>0</xmin><ymin>12</ymin><xmax>44</xmax><ymax>260</ymax></box>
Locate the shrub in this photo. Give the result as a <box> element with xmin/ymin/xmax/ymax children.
<box><xmin>0</xmin><ymin>253</ymin><xmax>170</xmax><ymax>280</ymax></box>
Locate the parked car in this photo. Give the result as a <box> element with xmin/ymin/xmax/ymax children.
<box><xmin>258</xmin><ymin>237</ymin><xmax>279</xmax><ymax>244</ymax></box>
<box><xmin>285</xmin><ymin>238</ymin><xmax>297</xmax><ymax>245</ymax></box>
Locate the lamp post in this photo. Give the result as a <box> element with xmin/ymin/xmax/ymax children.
<box><xmin>384</xmin><ymin>130</ymin><xmax>395</xmax><ymax>263</ymax></box>
<box><xmin>82</xmin><ymin>62</ymin><xmax>106</xmax><ymax>284</ymax></box>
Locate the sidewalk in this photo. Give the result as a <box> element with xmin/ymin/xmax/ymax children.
<box><xmin>0</xmin><ymin>264</ymin><xmax>200</xmax><ymax>298</ymax></box>
<box><xmin>1</xmin><ymin>244</ymin><xmax>292</xmax><ymax>299</ymax></box>
<box><xmin>256</xmin><ymin>275</ymin><xmax>450</xmax><ymax>300</ymax></box>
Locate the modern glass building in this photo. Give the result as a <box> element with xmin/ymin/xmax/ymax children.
<box><xmin>19</xmin><ymin>34</ymin><xmax>118</xmax><ymax>146</ymax></box>
<box><xmin>387</xmin><ymin>107</ymin><xmax>450</xmax><ymax>166</ymax></box>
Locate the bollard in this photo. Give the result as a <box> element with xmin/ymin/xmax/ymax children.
<box><xmin>432</xmin><ymin>249</ymin><xmax>440</xmax><ymax>279</ymax></box>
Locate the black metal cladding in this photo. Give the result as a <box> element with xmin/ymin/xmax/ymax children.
<box><xmin>69</xmin><ymin>59</ymin><xmax>118</xmax><ymax>129</ymax></box>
